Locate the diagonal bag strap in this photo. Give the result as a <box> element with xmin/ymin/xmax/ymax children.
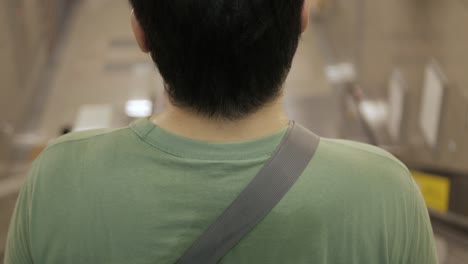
<box><xmin>176</xmin><ymin>122</ymin><xmax>320</xmax><ymax>264</ymax></box>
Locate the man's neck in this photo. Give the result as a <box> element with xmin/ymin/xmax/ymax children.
<box><xmin>151</xmin><ymin>97</ymin><xmax>289</xmax><ymax>142</ymax></box>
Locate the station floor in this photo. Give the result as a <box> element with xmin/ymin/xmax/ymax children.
<box><xmin>0</xmin><ymin>0</ymin><xmax>467</xmax><ymax>263</ymax></box>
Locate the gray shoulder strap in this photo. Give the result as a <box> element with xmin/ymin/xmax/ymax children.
<box><xmin>176</xmin><ymin>122</ymin><xmax>320</xmax><ymax>264</ymax></box>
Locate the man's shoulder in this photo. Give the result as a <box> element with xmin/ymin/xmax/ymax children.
<box><xmin>48</xmin><ymin>128</ymin><xmax>121</xmax><ymax>146</ymax></box>
<box><xmin>313</xmin><ymin>138</ymin><xmax>412</xmax><ymax>187</ymax></box>
<box><xmin>319</xmin><ymin>138</ymin><xmax>408</xmax><ymax>172</ymax></box>
<box><xmin>296</xmin><ymin>137</ymin><xmax>419</xmax><ymax>223</ymax></box>
<box><xmin>39</xmin><ymin>127</ymin><xmax>131</xmax><ymax>163</ymax></box>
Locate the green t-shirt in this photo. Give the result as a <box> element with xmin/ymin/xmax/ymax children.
<box><xmin>5</xmin><ymin>118</ymin><xmax>438</xmax><ymax>264</ymax></box>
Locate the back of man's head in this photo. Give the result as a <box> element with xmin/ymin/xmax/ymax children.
<box><xmin>129</xmin><ymin>0</ymin><xmax>305</xmax><ymax>119</ymax></box>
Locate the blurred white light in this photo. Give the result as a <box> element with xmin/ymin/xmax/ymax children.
<box><xmin>420</xmin><ymin>62</ymin><xmax>446</xmax><ymax>149</ymax></box>
<box><xmin>359</xmin><ymin>100</ymin><xmax>388</xmax><ymax>125</ymax></box>
<box><xmin>125</xmin><ymin>99</ymin><xmax>153</xmax><ymax>117</ymax></box>
<box><xmin>325</xmin><ymin>63</ymin><xmax>356</xmax><ymax>84</ymax></box>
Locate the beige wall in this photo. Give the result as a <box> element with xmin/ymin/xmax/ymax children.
<box><xmin>0</xmin><ymin>0</ymin><xmax>76</xmax><ymax>176</ymax></box>
<box><xmin>0</xmin><ymin>0</ymin><xmax>76</xmax><ymax>127</ymax></box>
<box><xmin>0</xmin><ymin>1</ymin><xmax>20</xmax><ymax>126</ymax></box>
<box><xmin>0</xmin><ymin>1</ymin><xmax>17</xmax><ymax>176</ymax></box>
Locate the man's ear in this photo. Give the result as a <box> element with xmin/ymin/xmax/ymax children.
<box><xmin>301</xmin><ymin>0</ymin><xmax>311</xmax><ymax>33</ymax></box>
<box><xmin>131</xmin><ymin>10</ymin><xmax>150</xmax><ymax>53</ymax></box>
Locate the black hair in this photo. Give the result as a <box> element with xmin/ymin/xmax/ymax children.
<box><xmin>129</xmin><ymin>0</ymin><xmax>304</xmax><ymax>119</ymax></box>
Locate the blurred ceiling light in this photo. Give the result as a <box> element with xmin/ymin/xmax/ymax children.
<box><xmin>325</xmin><ymin>63</ymin><xmax>356</xmax><ymax>84</ymax></box>
<box><xmin>359</xmin><ymin>100</ymin><xmax>388</xmax><ymax>125</ymax></box>
<box><xmin>125</xmin><ymin>99</ymin><xmax>153</xmax><ymax>117</ymax></box>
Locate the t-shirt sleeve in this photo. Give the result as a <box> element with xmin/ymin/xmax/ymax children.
<box><xmin>3</xmin><ymin>160</ymin><xmax>39</xmax><ymax>264</ymax></box>
<box><xmin>405</xmin><ymin>178</ymin><xmax>439</xmax><ymax>264</ymax></box>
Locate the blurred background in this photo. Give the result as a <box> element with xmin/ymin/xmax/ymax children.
<box><xmin>1</xmin><ymin>0</ymin><xmax>468</xmax><ymax>263</ymax></box>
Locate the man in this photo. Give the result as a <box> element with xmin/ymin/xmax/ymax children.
<box><xmin>5</xmin><ymin>0</ymin><xmax>438</xmax><ymax>263</ymax></box>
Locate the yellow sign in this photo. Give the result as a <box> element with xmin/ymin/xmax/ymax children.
<box><xmin>412</xmin><ymin>171</ymin><xmax>451</xmax><ymax>213</ymax></box>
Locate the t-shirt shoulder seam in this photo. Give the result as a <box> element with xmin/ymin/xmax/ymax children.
<box><xmin>323</xmin><ymin>138</ymin><xmax>410</xmax><ymax>173</ymax></box>
<box><xmin>43</xmin><ymin>127</ymin><xmax>129</xmax><ymax>154</ymax></box>
<box><xmin>129</xmin><ymin>123</ymin><xmax>156</xmax><ymax>140</ymax></box>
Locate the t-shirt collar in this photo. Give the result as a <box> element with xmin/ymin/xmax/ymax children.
<box><xmin>130</xmin><ymin>117</ymin><xmax>288</xmax><ymax>160</ymax></box>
